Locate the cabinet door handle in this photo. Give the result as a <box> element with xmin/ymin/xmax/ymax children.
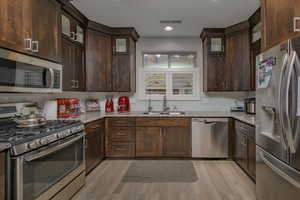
<box><xmin>117</xmin><ymin>132</ymin><xmax>126</xmax><ymax>136</ymax></box>
<box><xmin>32</xmin><ymin>41</ymin><xmax>39</xmax><ymax>52</ymax></box>
<box><xmin>75</xmin><ymin>80</ymin><xmax>79</xmax><ymax>88</ymax></box>
<box><xmin>294</xmin><ymin>17</ymin><xmax>300</xmax><ymax>32</ymax></box>
<box><xmin>24</xmin><ymin>38</ymin><xmax>32</xmax><ymax>51</ymax></box>
<box><xmin>71</xmin><ymin>80</ymin><xmax>75</xmax><ymax>88</ymax></box>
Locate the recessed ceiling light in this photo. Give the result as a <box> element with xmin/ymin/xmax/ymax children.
<box><xmin>164</xmin><ymin>26</ymin><xmax>174</xmax><ymax>32</ymax></box>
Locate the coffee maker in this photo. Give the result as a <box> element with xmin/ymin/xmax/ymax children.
<box><xmin>118</xmin><ymin>96</ymin><xmax>130</xmax><ymax>112</ymax></box>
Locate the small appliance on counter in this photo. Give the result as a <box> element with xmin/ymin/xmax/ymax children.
<box><xmin>57</xmin><ymin>98</ymin><xmax>81</xmax><ymax>119</ymax></box>
<box><xmin>118</xmin><ymin>96</ymin><xmax>130</xmax><ymax>112</ymax></box>
<box><xmin>105</xmin><ymin>96</ymin><xmax>114</xmax><ymax>113</ymax></box>
<box><xmin>244</xmin><ymin>97</ymin><xmax>256</xmax><ymax>115</ymax></box>
<box><xmin>85</xmin><ymin>99</ymin><xmax>100</xmax><ymax>112</ymax></box>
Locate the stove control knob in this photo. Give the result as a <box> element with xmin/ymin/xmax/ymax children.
<box><xmin>28</xmin><ymin>142</ymin><xmax>38</xmax><ymax>149</ymax></box>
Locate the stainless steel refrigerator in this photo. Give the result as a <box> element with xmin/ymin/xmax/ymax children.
<box><xmin>256</xmin><ymin>36</ymin><xmax>300</xmax><ymax>200</ymax></box>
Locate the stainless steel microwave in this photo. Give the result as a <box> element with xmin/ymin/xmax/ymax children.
<box><xmin>0</xmin><ymin>48</ymin><xmax>62</xmax><ymax>93</ymax></box>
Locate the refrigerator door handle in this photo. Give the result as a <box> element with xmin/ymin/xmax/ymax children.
<box><xmin>284</xmin><ymin>51</ymin><xmax>298</xmax><ymax>153</ymax></box>
<box><xmin>278</xmin><ymin>53</ymin><xmax>289</xmax><ymax>150</ymax></box>
<box><xmin>260</xmin><ymin>152</ymin><xmax>300</xmax><ymax>189</ymax></box>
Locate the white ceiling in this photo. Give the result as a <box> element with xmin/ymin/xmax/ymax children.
<box><xmin>71</xmin><ymin>0</ymin><xmax>260</xmax><ymax>37</ymax></box>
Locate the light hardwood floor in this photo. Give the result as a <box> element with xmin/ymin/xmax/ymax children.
<box><xmin>72</xmin><ymin>160</ymin><xmax>256</xmax><ymax>200</ymax></box>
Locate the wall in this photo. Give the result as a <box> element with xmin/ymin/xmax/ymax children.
<box><xmin>131</xmin><ymin>37</ymin><xmax>249</xmax><ymax>111</ymax></box>
<box><xmin>0</xmin><ymin>37</ymin><xmax>250</xmax><ymax>112</ymax></box>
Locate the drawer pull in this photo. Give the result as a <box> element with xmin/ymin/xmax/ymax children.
<box><xmin>89</xmin><ymin>125</ymin><xmax>100</xmax><ymax>129</ymax></box>
<box><xmin>116</xmin><ymin>132</ymin><xmax>126</xmax><ymax>136</ymax></box>
<box><xmin>115</xmin><ymin>148</ymin><xmax>127</xmax><ymax>151</ymax></box>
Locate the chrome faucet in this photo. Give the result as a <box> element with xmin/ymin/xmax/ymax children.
<box><xmin>162</xmin><ymin>95</ymin><xmax>170</xmax><ymax>112</ymax></box>
<box><xmin>147</xmin><ymin>99</ymin><xmax>153</xmax><ymax>112</ymax></box>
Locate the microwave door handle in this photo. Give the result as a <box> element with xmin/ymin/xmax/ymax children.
<box><xmin>285</xmin><ymin>51</ymin><xmax>297</xmax><ymax>153</ymax></box>
<box><xmin>279</xmin><ymin>53</ymin><xmax>289</xmax><ymax>150</ymax></box>
<box><xmin>49</xmin><ymin>68</ymin><xmax>55</xmax><ymax>88</ymax></box>
<box><xmin>24</xmin><ymin>134</ymin><xmax>84</xmax><ymax>162</ymax></box>
<box><xmin>260</xmin><ymin>152</ymin><xmax>300</xmax><ymax>189</ymax></box>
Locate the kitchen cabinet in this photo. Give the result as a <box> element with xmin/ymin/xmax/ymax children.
<box><xmin>112</xmin><ymin>37</ymin><xmax>137</xmax><ymax>92</ymax></box>
<box><xmin>233</xmin><ymin>120</ymin><xmax>256</xmax><ymax>180</ymax></box>
<box><xmin>0</xmin><ymin>0</ymin><xmax>31</xmax><ymax>53</ymax></box>
<box><xmin>105</xmin><ymin>118</ymin><xmax>191</xmax><ymax>158</ymax></box>
<box><xmin>225</xmin><ymin>21</ymin><xmax>251</xmax><ymax>91</ymax></box>
<box><xmin>86</xmin><ymin>29</ymin><xmax>112</xmax><ymax>92</ymax></box>
<box><xmin>85</xmin><ymin>119</ymin><xmax>105</xmax><ymax>174</ymax></box>
<box><xmin>31</xmin><ymin>0</ymin><xmax>61</xmax><ymax>62</ymax></box>
<box><xmin>201</xmin><ymin>29</ymin><xmax>228</xmax><ymax>92</ymax></box>
<box><xmin>106</xmin><ymin>118</ymin><xmax>136</xmax><ymax>158</ymax></box>
<box><xmin>135</xmin><ymin>118</ymin><xmax>191</xmax><ymax>158</ymax></box>
<box><xmin>163</xmin><ymin>127</ymin><xmax>191</xmax><ymax>157</ymax></box>
<box><xmin>261</xmin><ymin>0</ymin><xmax>300</xmax><ymax>50</ymax></box>
<box><xmin>0</xmin><ymin>0</ymin><xmax>61</xmax><ymax>63</ymax></box>
<box><xmin>136</xmin><ymin>127</ymin><xmax>163</xmax><ymax>157</ymax></box>
<box><xmin>62</xmin><ymin>38</ymin><xmax>85</xmax><ymax>91</ymax></box>
<box><xmin>0</xmin><ymin>152</ymin><xmax>5</xmax><ymax>200</ymax></box>
<box><xmin>249</xmin><ymin>8</ymin><xmax>261</xmax><ymax>91</ymax></box>
<box><xmin>61</xmin><ymin>12</ymin><xmax>85</xmax><ymax>45</ymax></box>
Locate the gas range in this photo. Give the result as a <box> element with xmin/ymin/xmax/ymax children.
<box><xmin>0</xmin><ymin>120</ymin><xmax>84</xmax><ymax>155</ymax></box>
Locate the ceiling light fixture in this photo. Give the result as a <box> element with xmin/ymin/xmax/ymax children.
<box><xmin>164</xmin><ymin>26</ymin><xmax>174</xmax><ymax>32</ymax></box>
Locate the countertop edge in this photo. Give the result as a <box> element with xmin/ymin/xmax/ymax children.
<box><xmin>82</xmin><ymin>112</ymin><xmax>255</xmax><ymax>126</ymax></box>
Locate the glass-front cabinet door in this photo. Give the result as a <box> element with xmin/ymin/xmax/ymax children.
<box><xmin>208</xmin><ymin>36</ymin><xmax>225</xmax><ymax>55</ymax></box>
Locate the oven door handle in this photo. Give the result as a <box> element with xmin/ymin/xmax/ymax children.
<box><xmin>24</xmin><ymin>134</ymin><xmax>84</xmax><ymax>162</ymax></box>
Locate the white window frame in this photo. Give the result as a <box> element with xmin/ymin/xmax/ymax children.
<box><xmin>139</xmin><ymin>52</ymin><xmax>200</xmax><ymax>101</ymax></box>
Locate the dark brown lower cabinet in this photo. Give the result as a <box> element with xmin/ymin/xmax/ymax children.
<box><xmin>163</xmin><ymin>127</ymin><xmax>191</xmax><ymax>157</ymax></box>
<box><xmin>136</xmin><ymin>125</ymin><xmax>191</xmax><ymax>157</ymax></box>
<box><xmin>136</xmin><ymin>127</ymin><xmax>163</xmax><ymax>157</ymax></box>
<box><xmin>248</xmin><ymin>137</ymin><xmax>256</xmax><ymax>179</ymax></box>
<box><xmin>0</xmin><ymin>152</ymin><xmax>5</xmax><ymax>200</ymax></box>
<box><xmin>234</xmin><ymin>120</ymin><xmax>256</xmax><ymax>180</ymax></box>
<box><xmin>85</xmin><ymin>119</ymin><xmax>105</xmax><ymax>174</ymax></box>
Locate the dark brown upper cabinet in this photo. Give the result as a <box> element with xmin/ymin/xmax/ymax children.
<box><xmin>86</xmin><ymin>29</ymin><xmax>112</xmax><ymax>92</ymax></box>
<box><xmin>61</xmin><ymin>10</ymin><xmax>86</xmax><ymax>91</ymax></box>
<box><xmin>249</xmin><ymin>8</ymin><xmax>261</xmax><ymax>91</ymax></box>
<box><xmin>261</xmin><ymin>0</ymin><xmax>300</xmax><ymax>51</ymax></box>
<box><xmin>201</xmin><ymin>28</ymin><xmax>228</xmax><ymax>91</ymax></box>
<box><xmin>61</xmin><ymin>12</ymin><xmax>85</xmax><ymax>46</ymax></box>
<box><xmin>0</xmin><ymin>0</ymin><xmax>61</xmax><ymax>63</ymax></box>
<box><xmin>62</xmin><ymin>38</ymin><xmax>86</xmax><ymax>91</ymax></box>
<box><xmin>112</xmin><ymin>36</ymin><xmax>137</xmax><ymax>92</ymax></box>
<box><xmin>201</xmin><ymin>22</ymin><xmax>251</xmax><ymax>92</ymax></box>
<box><xmin>225</xmin><ymin>21</ymin><xmax>251</xmax><ymax>91</ymax></box>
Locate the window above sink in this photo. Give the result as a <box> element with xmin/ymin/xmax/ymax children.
<box><xmin>139</xmin><ymin>52</ymin><xmax>200</xmax><ymax>101</ymax></box>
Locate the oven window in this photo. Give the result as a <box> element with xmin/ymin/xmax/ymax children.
<box><xmin>23</xmin><ymin>138</ymin><xmax>83</xmax><ymax>200</ymax></box>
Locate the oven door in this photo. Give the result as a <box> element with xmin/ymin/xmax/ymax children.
<box><xmin>13</xmin><ymin>132</ymin><xmax>85</xmax><ymax>200</ymax></box>
<box><xmin>0</xmin><ymin>48</ymin><xmax>62</xmax><ymax>93</ymax></box>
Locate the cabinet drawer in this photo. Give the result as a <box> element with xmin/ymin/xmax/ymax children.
<box><xmin>109</xmin><ymin>142</ymin><xmax>135</xmax><ymax>157</ymax></box>
<box><xmin>110</xmin><ymin>127</ymin><xmax>135</xmax><ymax>142</ymax></box>
<box><xmin>235</xmin><ymin>120</ymin><xmax>255</xmax><ymax>137</ymax></box>
<box><xmin>85</xmin><ymin>120</ymin><xmax>103</xmax><ymax>134</ymax></box>
<box><xmin>107</xmin><ymin>118</ymin><xmax>136</xmax><ymax>127</ymax></box>
<box><xmin>136</xmin><ymin>118</ymin><xmax>191</xmax><ymax>127</ymax></box>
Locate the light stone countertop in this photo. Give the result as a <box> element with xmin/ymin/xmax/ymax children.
<box><xmin>82</xmin><ymin>111</ymin><xmax>255</xmax><ymax>126</ymax></box>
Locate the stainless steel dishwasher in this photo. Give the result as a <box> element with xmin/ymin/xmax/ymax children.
<box><xmin>192</xmin><ymin>118</ymin><xmax>228</xmax><ymax>158</ymax></box>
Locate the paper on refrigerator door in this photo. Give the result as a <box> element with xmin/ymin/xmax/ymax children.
<box><xmin>297</xmin><ymin>76</ymin><xmax>300</xmax><ymax>117</ymax></box>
